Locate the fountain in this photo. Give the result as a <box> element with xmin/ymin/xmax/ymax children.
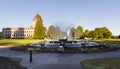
<box><xmin>29</xmin><ymin>24</ymin><xmax>99</xmax><ymax>52</ymax></box>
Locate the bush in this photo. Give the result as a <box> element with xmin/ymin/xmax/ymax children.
<box><xmin>91</xmin><ymin>48</ymin><xmax>99</xmax><ymax>52</ymax></box>
<box><xmin>80</xmin><ymin>48</ymin><xmax>86</xmax><ymax>53</ymax></box>
<box><xmin>34</xmin><ymin>47</ymin><xmax>41</xmax><ymax>52</ymax></box>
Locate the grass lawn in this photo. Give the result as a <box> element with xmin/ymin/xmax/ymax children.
<box><xmin>0</xmin><ymin>39</ymin><xmax>120</xmax><ymax>46</ymax></box>
<box><xmin>0</xmin><ymin>39</ymin><xmax>49</xmax><ymax>46</ymax></box>
<box><xmin>81</xmin><ymin>57</ymin><xmax>120</xmax><ymax>69</ymax></box>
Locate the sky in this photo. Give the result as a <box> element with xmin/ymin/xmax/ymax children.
<box><xmin>0</xmin><ymin>0</ymin><xmax>120</xmax><ymax>35</ymax></box>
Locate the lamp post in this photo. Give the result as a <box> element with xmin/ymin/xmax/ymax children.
<box><xmin>28</xmin><ymin>48</ymin><xmax>34</xmax><ymax>63</ymax></box>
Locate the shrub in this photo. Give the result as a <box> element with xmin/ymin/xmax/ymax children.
<box><xmin>34</xmin><ymin>47</ymin><xmax>41</xmax><ymax>52</ymax></box>
<box><xmin>80</xmin><ymin>48</ymin><xmax>86</xmax><ymax>53</ymax></box>
<box><xmin>92</xmin><ymin>48</ymin><xmax>99</xmax><ymax>52</ymax></box>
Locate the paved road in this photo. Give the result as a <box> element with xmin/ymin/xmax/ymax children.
<box><xmin>0</xmin><ymin>46</ymin><xmax>120</xmax><ymax>69</ymax></box>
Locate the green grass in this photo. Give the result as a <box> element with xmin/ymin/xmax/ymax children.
<box><xmin>81</xmin><ymin>57</ymin><xmax>120</xmax><ymax>69</ymax></box>
<box><xmin>0</xmin><ymin>39</ymin><xmax>120</xmax><ymax>46</ymax></box>
<box><xmin>0</xmin><ymin>39</ymin><xmax>50</xmax><ymax>46</ymax></box>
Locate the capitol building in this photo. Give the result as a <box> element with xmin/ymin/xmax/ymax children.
<box><xmin>2</xmin><ymin>12</ymin><xmax>44</xmax><ymax>38</ymax></box>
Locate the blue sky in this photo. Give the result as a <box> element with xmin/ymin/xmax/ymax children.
<box><xmin>0</xmin><ymin>0</ymin><xmax>120</xmax><ymax>35</ymax></box>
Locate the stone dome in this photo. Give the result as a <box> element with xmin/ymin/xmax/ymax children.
<box><xmin>31</xmin><ymin>12</ymin><xmax>43</xmax><ymax>28</ymax></box>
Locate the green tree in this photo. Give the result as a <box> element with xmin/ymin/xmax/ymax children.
<box><xmin>75</xmin><ymin>25</ymin><xmax>84</xmax><ymax>39</ymax></box>
<box><xmin>89</xmin><ymin>27</ymin><xmax>112</xmax><ymax>39</ymax></box>
<box><xmin>94</xmin><ymin>28</ymin><xmax>103</xmax><ymax>39</ymax></box>
<box><xmin>69</xmin><ymin>27</ymin><xmax>76</xmax><ymax>40</ymax></box>
<box><xmin>88</xmin><ymin>30</ymin><xmax>97</xmax><ymax>39</ymax></box>
<box><xmin>33</xmin><ymin>19</ymin><xmax>45</xmax><ymax>39</ymax></box>
<box><xmin>101</xmin><ymin>27</ymin><xmax>112</xmax><ymax>39</ymax></box>
<box><xmin>84</xmin><ymin>29</ymin><xmax>90</xmax><ymax>38</ymax></box>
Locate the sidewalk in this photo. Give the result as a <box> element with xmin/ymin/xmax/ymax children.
<box><xmin>0</xmin><ymin>46</ymin><xmax>120</xmax><ymax>69</ymax></box>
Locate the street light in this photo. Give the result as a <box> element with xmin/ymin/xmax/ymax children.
<box><xmin>28</xmin><ymin>48</ymin><xmax>34</xmax><ymax>63</ymax></box>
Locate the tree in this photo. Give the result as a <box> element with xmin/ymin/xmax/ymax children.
<box><xmin>101</xmin><ymin>27</ymin><xmax>112</xmax><ymax>39</ymax></box>
<box><xmin>47</xmin><ymin>25</ymin><xmax>56</xmax><ymax>39</ymax></box>
<box><xmin>88</xmin><ymin>30</ymin><xmax>97</xmax><ymax>39</ymax></box>
<box><xmin>47</xmin><ymin>25</ymin><xmax>62</xmax><ymax>40</ymax></box>
<box><xmin>75</xmin><ymin>25</ymin><xmax>84</xmax><ymax>39</ymax></box>
<box><xmin>69</xmin><ymin>27</ymin><xmax>76</xmax><ymax>40</ymax></box>
<box><xmin>88</xmin><ymin>27</ymin><xmax>112</xmax><ymax>39</ymax></box>
<box><xmin>0</xmin><ymin>33</ymin><xmax>2</xmax><ymax>39</ymax></box>
<box><xmin>84</xmin><ymin>29</ymin><xmax>90</xmax><ymax>38</ymax></box>
<box><xmin>94</xmin><ymin>27</ymin><xmax>112</xmax><ymax>39</ymax></box>
<box><xmin>33</xmin><ymin>19</ymin><xmax>45</xmax><ymax>39</ymax></box>
<box><xmin>56</xmin><ymin>26</ymin><xmax>62</xmax><ymax>39</ymax></box>
<box><xmin>94</xmin><ymin>28</ymin><xmax>103</xmax><ymax>39</ymax></box>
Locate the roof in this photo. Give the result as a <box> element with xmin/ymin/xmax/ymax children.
<box><xmin>32</xmin><ymin>12</ymin><xmax>43</xmax><ymax>22</ymax></box>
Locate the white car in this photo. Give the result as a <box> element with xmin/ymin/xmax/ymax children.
<box><xmin>30</xmin><ymin>43</ymin><xmax>41</xmax><ymax>47</ymax></box>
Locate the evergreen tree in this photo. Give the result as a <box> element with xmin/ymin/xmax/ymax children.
<box><xmin>33</xmin><ymin>19</ymin><xmax>45</xmax><ymax>39</ymax></box>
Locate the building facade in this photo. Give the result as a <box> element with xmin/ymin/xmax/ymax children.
<box><xmin>2</xmin><ymin>12</ymin><xmax>43</xmax><ymax>38</ymax></box>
